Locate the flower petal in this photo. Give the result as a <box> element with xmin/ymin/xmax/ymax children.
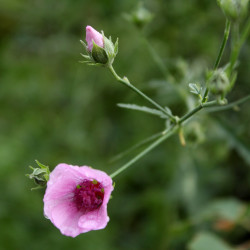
<box><xmin>78</xmin><ymin>205</ymin><xmax>109</xmax><ymax>232</ymax></box>
<box><xmin>86</xmin><ymin>25</ymin><xmax>104</xmax><ymax>51</ymax></box>
<box><xmin>50</xmin><ymin>199</ymin><xmax>83</xmax><ymax>237</ymax></box>
<box><xmin>44</xmin><ymin>164</ymin><xmax>81</xmax><ymax>200</ymax></box>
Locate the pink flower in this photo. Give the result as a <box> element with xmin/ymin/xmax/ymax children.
<box><xmin>43</xmin><ymin>163</ymin><xmax>113</xmax><ymax>237</ymax></box>
<box><xmin>86</xmin><ymin>25</ymin><xmax>104</xmax><ymax>51</ymax></box>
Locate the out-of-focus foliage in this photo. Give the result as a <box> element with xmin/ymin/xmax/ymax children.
<box><xmin>0</xmin><ymin>0</ymin><xmax>249</xmax><ymax>249</ymax></box>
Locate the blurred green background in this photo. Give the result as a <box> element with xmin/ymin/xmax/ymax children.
<box><xmin>0</xmin><ymin>0</ymin><xmax>250</xmax><ymax>249</ymax></box>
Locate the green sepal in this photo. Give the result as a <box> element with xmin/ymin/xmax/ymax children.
<box><xmin>91</xmin><ymin>40</ymin><xmax>108</xmax><ymax>64</ymax></box>
<box><xmin>80</xmin><ymin>40</ymin><xmax>89</xmax><ymax>54</ymax></box>
<box><xmin>26</xmin><ymin>160</ymin><xmax>50</xmax><ymax>190</ymax></box>
<box><xmin>114</xmin><ymin>38</ymin><xmax>119</xmax><ymax>55</ymax></box>
<box><xmin>217</xmin><ymin>0</ymin><xmax>249</xmax><ymax>21</ymax></box>
<box><xmin>103</xmin><ymin>36</ymin><xmax>114</xmax><ymax>56</ymax></box>
<box><xmin>80</xmin><ymin>53</ymin><xmax>91</xmax><ymax>60</ymax></box>
<box><xmin>87</xmin><ymin>62</ymin><xmax>105</xmax><ymax>67</ymax></box>
<box><xmin>80</xmin><ymin>40</ymin><xmax>93</xmax><ymax>64</ymax></box>
<box><xmin>79</xmin><ymin>60</ymin><xmax>93</xmax><ymax>64</ymax></box>
<box><xmin>102</xmin><ymin>31</ymin><xmax>119</xmax><ymax>65</ymax></box>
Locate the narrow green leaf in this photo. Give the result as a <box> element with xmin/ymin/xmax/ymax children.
<box><xmin>117</xmin><ymin>103</ymin><xmax>168</xmax><ymax>118</ymax></box>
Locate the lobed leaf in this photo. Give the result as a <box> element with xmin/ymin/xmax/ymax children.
<box><xmin>189</xmin><ymin>83</ymin><xmax>202</xmax><ymax>97</ymax></box>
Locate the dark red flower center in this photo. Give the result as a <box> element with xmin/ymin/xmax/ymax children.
<box><xmin>74</xmin><ymin>179</ymin><xmax>104</xmax><ymax>211</ymax></box>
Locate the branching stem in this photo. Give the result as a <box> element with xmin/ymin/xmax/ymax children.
<box><xmin>110</xmin><ymin>95</ymin><xmax>249</xmax><ymax>178</ymax></box>
<box><xmin>108</xmin><ymin>65</ymin><xmax>176</xmax><ymax>122</ymax></box>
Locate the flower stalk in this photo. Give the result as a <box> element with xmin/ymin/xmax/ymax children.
<box><xmin>108</xmin><ymin>65</ymin><xmax>176</xmax><ymax>122</ymax></box>
<box><xmin>229</xmin><ymin>17</ymin><xmax>250</xmax><ymax>74</ymax></box>
<box><xmin>202</xmin><ymin>19</ymin><xmax>231</xmax><ymax>102</ymax></box>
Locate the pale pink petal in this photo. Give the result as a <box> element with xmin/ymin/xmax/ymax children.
<box><xmin>86</xmin><ymin>25</ymin><xmax>104</xmax><ymax>51</ymax></box>
<box><xmin>44</xmin><ymin>164</ymin><xmax>81</xmax><ymax>201</ymax></box>
<box><xmin>77</xmin><ymin>166</ymin><xmax>112</xmax><ymax>187</ymax></box>
<box><xmin>78</xmin><ymin>205</ymin><xmax>109</xmax><ymax>232</ymax></box>
<box><xmin>50</xmin><ymin>199</ymin><xmax>83</xmax><ymax>237</ymax></box>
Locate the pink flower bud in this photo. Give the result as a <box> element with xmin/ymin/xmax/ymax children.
<box><xmin>86</xmin><ymin>25</ymin><xmax>104</xmax><ymax>51</ymax></box>
<box><xmin>43</xmin><ymin>163</ymin><xmax>114</xmax><ymax>237</ymax></box>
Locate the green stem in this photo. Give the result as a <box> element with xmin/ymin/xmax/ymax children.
<box><xmin>239</xmin><ymin>17</ymin><xmax>250</xmax><ymax>50</ymax></box>
<box><xmin>180</xmin><ymin>105</ymin><xmax>203</xmax><ymax>124</ymax></box>
<box><xmin>214</xmin><ymin>19</ymin><xmax>231</xmax><ymax>70</ymax></box>
<box><xmin>108</xmin><ymin>65</ymin><xmax>176</xmax><ymax>121</ymax></box>
<box><xmin>206</xmin><ymin>95</ymin><xmax>250</xmax><ymax>112</ymax></box>
<box><xmin>110</xmin><ymin>127</ymin><xmax>177</xmax><ymax>178</ymax></box>
<box><xmin>229</xmin><ymin>22</ymin><xmax>240</xmax><ymax>74</ymax></box>
<box><xmin>202</xmin><ymin>19</ymin><xmax>231</xmax><ymax>102</ymax></box>
<box><xmin>179</xmin><ymin>100</ymin><xmax>218</xmax><ymax>124</ymax></box>
<box><xmin>229</xmin><ymin>17</ymin><xmax>250</xmax><ymax>74</ymax></box>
